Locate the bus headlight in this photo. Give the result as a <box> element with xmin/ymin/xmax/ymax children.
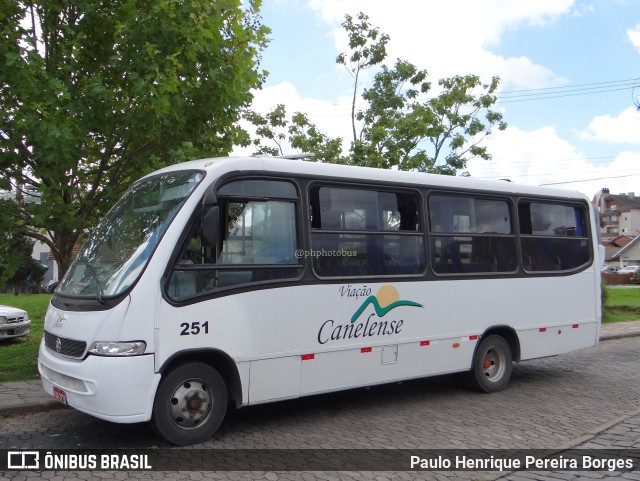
<box><xmin>88</xmin><ymin>341</ymin><xmax>146</xmax><ymax>356</ymax></box>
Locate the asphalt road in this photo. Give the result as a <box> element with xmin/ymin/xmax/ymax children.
<box><xmin>1</xmin><ymin>336</ymin><xmax>640</xmax><ymax>480</ymax></box>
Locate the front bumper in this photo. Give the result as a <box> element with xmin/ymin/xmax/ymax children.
<box><xmin>38</xmin><ymin>340</ymin><xmax>161</xmax><ymax>423</ymax></box>
<box><xmin>0</xmin><ymin>320</ymin><xmax>31</xmax><ymax>339</ymax></box>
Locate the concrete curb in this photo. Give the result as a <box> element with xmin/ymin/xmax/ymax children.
<box><xmin>554</xmin><ymin>405</ymin><xmax>640</xmax><ymax>450</ymax></box>
<box><xmin>0</xmin><ymin>379</ymin><xmax>61</xmax><ymax>417</ymax></box>
<box><xmin>0</xmin><ymin>398</ymin><xmax>63</xmax><ymax>416</ymax></box>
<box><xmin>600</xmin><ymin>331</ymin><xmax>640</xmax><ymax>341</ymax></box>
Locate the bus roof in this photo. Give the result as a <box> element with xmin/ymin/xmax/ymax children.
<box><xmin>150</xmin><ymin>156</ymin><xmax>589</xmax><ymax>201</ymax></box>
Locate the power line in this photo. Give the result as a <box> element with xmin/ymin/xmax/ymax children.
<box><xmin>474</xmin><ymin>163</ymin><xmax>640</xmax><ymax>175</ymax></box>
<box><xmin>498</xmin><ymin>86</ymin><xmax>633</xmax><ymax>104</ymax></box>
<box><xmin>475</xmin><ymin>167</ymin><xmax>605</xmax><ymax>176</ymax></box>
<box><xmin>475</xmin><ymin>169</ymin><xmax>640</xmax><ymax>180</ymax></box>
<box><xmin>499</xmin><ymin>78</ymin><xmax>638</xmax><ymax>95</ymax></box>
<box><xmin>473</xmin><ymin>156</ymin><xmax>620</xmax><ymax>169</ymax></box>
<box><xmin>539</xmin><ymin>173</ymin><xmax>640</xmax><ymax>186</ymax></box>
<box><xmin>293</xmin><ymin>77</ymin><xmax>640</xmax><ymax>117</ymax></box>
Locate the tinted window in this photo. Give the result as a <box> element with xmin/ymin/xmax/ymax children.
<box><xmin>167</xmin><ymin>179</ymin><xmax>301</xmax><ymax>300</ymax></box>
<box><xmin>217</xmin><ymin>179</ymin><xmax>297</xmax><ymax>199</ymax></box>
<box><xmin>219</xmin><ymin>201</ymin><xmax>298</xmax><ymax>265</ymax></box>
<box><xmin>429</xmin><ymin>196</ymin><xmax>512</xmax><ymax>234</ymax></box>
<box><xmin>310</xmin><ymin>186</ymin><xmax>425</xmax><ymax>277</ymax></box>
<box><xmin>428</xmin><ymin>195</ymin><xmax>516</xmax><ymax>274</ymax></box>
<box><xmin>519</xmin><ymin>202</ymin><xmax>590</xmax><ymax>272</ymax></box>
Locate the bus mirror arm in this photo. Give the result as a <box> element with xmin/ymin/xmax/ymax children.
<box><xmin>201</xmin><ymin>206</ymin><xmax>219</xmax><ymax>247</ymax></box>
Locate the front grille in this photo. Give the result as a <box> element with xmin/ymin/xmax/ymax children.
<box><xmin>44</xmin><ymin>330</ymin><xmax>87</xmax><ymax>358</ymax></box>
<box><xmin>6</xmin><ymin>315</ymin><xmax>26</xmax><ymax>324</ymax></box>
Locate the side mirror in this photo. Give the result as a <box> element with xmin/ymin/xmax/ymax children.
<box><xmin>201</xmin><ymin>206</ymin><xmax>219</xmax><ymax>247</ymax></box>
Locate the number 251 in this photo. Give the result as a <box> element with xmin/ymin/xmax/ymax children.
<box><xmin>180</xmin><ymin>321</ymin><xmax>209</xmax><ymax>336</ymax></box>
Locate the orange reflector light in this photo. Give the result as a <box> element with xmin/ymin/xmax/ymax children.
<box><xmin>361</xmin><ymin>347</ymin><xmax>372</xmax><ymax>353</ymax></box>
<box><xmin>301</xmin><ymin>354</ymin><xmax>315</xmax><ymax>361</ymax></box>
<box><xmin>453</xmin><ymin>342</ymin><xmax>460</xmax><ymax>349</ymax></box>
<box><xmin>420</xmin><ymin>340</ymin><xmax>430</xmax><ymax>346</ymax></box>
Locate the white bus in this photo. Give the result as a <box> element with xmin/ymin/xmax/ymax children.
<box><xmin>38</xmin><ymin>157</ymin><xmax>601</xmax><ymax>445</ymax></box>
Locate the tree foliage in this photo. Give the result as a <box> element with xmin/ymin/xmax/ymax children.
<box><xmin>244</xmin><ymin>105</ymin><xmax>288</xmax><ymax>156</ymax></box>
<box><xmin>246</xmin><ymin>12</ymin><xmax>506</xmax><ymax>175</ymax></box>
<box><xmin>244</xmin><ymin>106</ymin><xmax>344</xmax><ymax>162</ymax></box>
<box><xmin>0</xmin><ymin>0</ymin><xmax>269</xmax><ymax>277</ymax></box>
<box><xmin>0</xmin><ymin>233</ymin><xmax>46</xmax><ymax>293</ymax></box>
<box><xmin>357</xmin><ymin>63</ymin><xmax>505</xmax><ymax>174</ymax></box>
<box><xmin>335</xmin><ymin>12</ymin><xmax>389</xmax><ymax>143</ymax></box>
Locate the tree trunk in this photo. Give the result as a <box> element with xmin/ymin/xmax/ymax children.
<box><xmin>351</xmin><ymin>68</ymin><xmax>359</xmax><ymax>143</ymax></box>
<box><xmin>54</xmin><ymin>231</ymin><xmax>80</xmax><ymax>281</ymax></box>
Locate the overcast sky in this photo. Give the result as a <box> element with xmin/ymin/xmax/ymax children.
<box><xmin>239</xmin><ymin>0</ymin><xmax>640</xmax><ymax>199</ymax></box>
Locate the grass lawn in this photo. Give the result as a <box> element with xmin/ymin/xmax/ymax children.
<box><xmin>0</xmin><ymin>294</ymin><xmax>51</xmax><ymax>382</ymax></box>
<box><xmin>603</xmin><ymin>287</ymin><xmax>640</xmax><ymax>323</ymax></box>
<box><xmin>0</xmin><ymin>288</ymin><xmax>638</xmax><ymax>383</ymax></box>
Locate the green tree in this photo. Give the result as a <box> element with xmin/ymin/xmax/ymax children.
<box><xmin>0</xmin><ymin>0</ymin><xmax>269</xmax><ymax>278</ymax></box>
<box><xmin>288</xmin><ymin>112</ymin><xmax>345</xmax><ymax>163</ymax></box>
<box><xmin>244</xmin><ymin>104</ymin><xmax>288</xmax><ymax>156</ymax></box>
<box><xmin>244</xmin><ymin>105</ymin><xmax>345</xmax><ymax>163</ymax></box>
<box><xmin>0</xmin><ymin>233</ymin><xmax>47</xmax><ymax>293</ymax></box>
<box><xmin>336</xmin><ymin>12</ymin><xmax>389</xmax><ymax>143</ymax></box>
<box><xmin>356</xmin><ymin>62</ymin><xmax>506</xmax><ymax>174</ymax></box>
<box><xmin>246</xmin><ymin>12</ymin><xmax>506</xmax><ymax>175</ymax></box>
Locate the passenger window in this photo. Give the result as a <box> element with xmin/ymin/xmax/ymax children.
<box><xmin>428</xmin><ymin>195</ymin><xmax>516</xmax><ymax>274</ymax></box>
<box><xmin>219</xmin><ymin>201</ymin><xmax>298</xmax><ymax>265</ymax></box>
<box><xmin>309</xmin><ymin>186</ymin><xmax>425</xmax><ymax>277</ymax></box>
<box><xmin>519</xmin><ymin>202</ymin><xmax>590</xmax><ymax>272</ymax></box>
<box><xmin>166</xmin><ymin>179</ymin><xmax>302</xmax><ymax>300</ymax></box>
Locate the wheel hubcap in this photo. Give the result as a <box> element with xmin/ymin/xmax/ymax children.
<box><xmin>169</xmin><ymin>380</ymin><xmax>213</xmax><ymax>430</ymax></box>
<box><xmin>481</xmin><ymin>346</ymin><xmax>506</xmax><ymax>382</ymax></box>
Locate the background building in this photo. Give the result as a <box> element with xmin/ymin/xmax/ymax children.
<box><xmin>593</xmin><ymin>188</ymin><xmax>640</xmax><ymax>238</ymax></box>
<box><xmin>0</xmin><ymin>186</ymin><xmax>58</xmax><ymax>285</ymax></box>
<box><xmin>593</xmin><ymin>188</ymin><xmax>640</xmax><ymax>267</ymax></box>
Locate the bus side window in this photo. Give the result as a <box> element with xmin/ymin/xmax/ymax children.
<box><xmin>519</xmin><ymin>202</ymin><xmax>590</xmax><ymax>272</ymax></box>
<box><xmin>218</xmin><ymin>200</ymin><xmax>298</xmax><ymax>266</ymax></box>
<box><xmin>428</xmin><ymin>195</ymin><xmax>516</xmax><ymax>274</ymax></box>
<box><xmin>167</xmin><ymin>226</ymin><xmax>207</xmax><ymax>299</ymax></box>
<box><xmin>166</xmin><ymin>179</ymin><xmax>302</xmax><ymax>300</ymax></box>
<box><xmin>309</xmin><ymin>186</ymin><xmax>425</xmax><ymax>277</ymax></box>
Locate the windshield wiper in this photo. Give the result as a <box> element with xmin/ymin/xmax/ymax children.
<box><xmin>85</xmin><ymin>263</ymin><xmax>105</xmax><ymax>305</ymax></box>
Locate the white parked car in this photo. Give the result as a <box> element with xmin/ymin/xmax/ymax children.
<box><xmin>617</xmin><ymin>265</ymin><xmax>640</xmax><ymax>275</ymax></box>
<box><xmin>0</xmin><ymin>305</ymin><xmax>31</xmax><ymax>339</ymax></box>
<box><xmin>601</xmin><ymin>265</ymin><xmax>620</xmax><ymax>273</ymax></box>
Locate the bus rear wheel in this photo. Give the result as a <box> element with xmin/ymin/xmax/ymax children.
<box><xmin>463</xmin><ymin>335</ymin><xmax>513</xmax><ymax>393</ymax></box>
<box><xmin>151</xmin><ymin>362</ymin><xmax>227</xmax><ymax>445</ymax></box>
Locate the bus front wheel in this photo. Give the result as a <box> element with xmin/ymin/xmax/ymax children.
<box><xmin>463</xmin><ymin>335</ymin><xmax>513</xmax><ymax>393</ymax></box>
<box><xmin>151</xmin><ymin>362</ymin><xmax>228</xmax><ymax>445</ymax></box>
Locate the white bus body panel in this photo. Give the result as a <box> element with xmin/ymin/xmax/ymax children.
<box><xmin>38</xmin><ymin>297</ymin><xmax>161</xmax><ymax>422</ymax></box>
<box><xmin>39</xmin><ymin>345</ymin><xmax>159</xmax><ymax>423</ymax></box>
<box><xmin>155</xmin><ymin>269</ymin><xmax>599</xmax><ymax>406</ymax></box>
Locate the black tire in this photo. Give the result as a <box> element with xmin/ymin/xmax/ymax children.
<box><xmin>151</xmin><ymin>362</ymin><xmax>227</xmax><ymax>445</ymax></box>
<box><xmin>462</xmin><ymin>335</ymin><xmax>513</xmax><ymax>393</ymax></box>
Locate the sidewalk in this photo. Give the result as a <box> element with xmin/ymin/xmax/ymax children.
<box><xmin>1</xmin><ymin>321</ymin><xmax>640</xmax><ymax>416</ymax></box>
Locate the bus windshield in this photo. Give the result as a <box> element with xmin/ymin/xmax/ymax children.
<box><xmin>57</xmin><ymin>170</ymin><xmax>204</xmax><ymax>299</ymax></box>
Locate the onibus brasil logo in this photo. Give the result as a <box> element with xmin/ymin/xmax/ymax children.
<box><xmin>317</xmin><ymin>285</ymin><xmax>423</xmax><ymax>345</ymax></box>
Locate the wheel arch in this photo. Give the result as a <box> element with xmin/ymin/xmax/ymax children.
<box><xmin>158</xmin><ymin>349</ymin><xmax>243</xmax><ymax>408</ymax></box>
<box><xmin>480</xmin><ymin>325</ymin><xmax>521</xmax><ymax>362</ymax></box>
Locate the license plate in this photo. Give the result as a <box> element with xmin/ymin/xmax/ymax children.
<box><xmin>52</xmin><ymin>386</ymin><xmax>67</xmax><ymax>405</ymax></box>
